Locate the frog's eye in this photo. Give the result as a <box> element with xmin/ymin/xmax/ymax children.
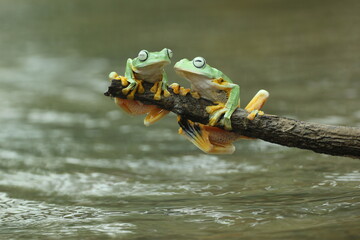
<box><xmin>167</xmin><ymin>49</ymin><xmax>173</xmax><ymax>59</ymax></box>
<box><xmin>138</xmin><ymin>50</ymin><xmax>149</xmax><ymax>61</ymax></box>
<box><xmin>193</xmin><ymin>57</ymin><xmax>206</xmax><ymax>68</ymax></box>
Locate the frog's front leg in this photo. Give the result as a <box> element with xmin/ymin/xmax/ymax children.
<box><xmin>223</xmin><ymin>83</ymin><xmax>240</xmax><ymax>130</ymax></box>
<box><xmin>151</xmin><ymin>70</ymin><xmax>171</xmax><ymax>100</ymax></box>
<box><xmin>207</xmin><ymin>79</ymin><xmax>240</xmax><ymax>130</ymax></box>
<box><xmin>160</xmin><ymin>71</ymin><xmax>171</xmax><ymax>97</ymax></box>
<box><xmin>122</xmin><ymin>58</ymin><xmax>138</xmax><ymax>95</ymax></box>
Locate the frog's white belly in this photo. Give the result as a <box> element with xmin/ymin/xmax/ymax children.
<box><xmin>134</xmin><ymin>65</ymin><xmax>164</xmax><ymax>83</ymax></box>
<box><xmin>134</xmin><ymin>72</ymin><xmax>162</xmax><ymax>83</ymax></box>
<box><xmin>190</xmin><ymin>79</ymin><xmax>227</xmax><ymax>103</ymax></box>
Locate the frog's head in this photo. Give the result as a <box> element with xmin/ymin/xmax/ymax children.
<box><xmin>132</xmin><ymin>48</ymin><xmax>172</xmax><ymax>72</ymax></box>
<box><xmin>174</xmin><ymin>57</ymin><xmax>219</xmax><ymax>81</ymax></box>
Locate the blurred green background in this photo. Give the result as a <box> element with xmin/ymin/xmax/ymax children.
<box><xmin>0</xmin><ymin>0</ymin><xmax>359</xmax><ymax>239</ymax></box>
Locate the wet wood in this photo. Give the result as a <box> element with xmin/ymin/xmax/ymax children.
<box><xmin>105</xmin><ymin>79</ymin><xmax>360</xmax><ymax>159</ymax></box>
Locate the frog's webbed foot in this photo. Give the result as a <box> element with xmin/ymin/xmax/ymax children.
<box><xmin>108</xmin><ymin>71</ymin><xmax>119</xmax><ymax>80</ymax></box>
<box><xmin>169</xmin><ymin>83</ymin><xmax>180</xmax><ymax>94</ymax></box>
<box><xmin>122</xmin><ymin>81</ymin><xmax>137</xmax><ymax>96</ymax></box>
<box><xmin>169</xmin><ymin>83</ymin><xmax>197</xmax><ymax>97</ymax></box>
<box><xmin>206</xmin><ymin>103</ymin><xmax>233</xmax><ymax>130</ymax></box>
<box><xmin>150</xmin><ymin>81</ymin><xmax>170</xmax><ymax>100</ymax></box>
<box><xmin>109</xmin><ymin>72</ymin><xmax>129</xmax><ymax>86</ymax></box>
<box><xmin>246</xmin><ymin>110</ymin><xmax>264</xmax><ymax>120</ymax></box>
<box><xmin>125</xmin><ymin>79</ymin><xmax>145</xmax><ymax>100</ymax></box>
<box><xmin>177</xmin><ymin>116</ymin><xmax>236</xmax><ymax>154</ymax></box>
<box><xmin>245</xmin><ymin>90</ymin><xmax>269</xmax><ymax>120</ymax></box>
<box><xmin>144</xmin><ymin>107</ymin><xmax>170</xmax><ymax>126</ymax></box>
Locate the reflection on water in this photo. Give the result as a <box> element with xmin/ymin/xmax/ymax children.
<box><xmin>1</xmin><ymin>0</ymin><xmax>360</xmax><ymax>239</ymax></box>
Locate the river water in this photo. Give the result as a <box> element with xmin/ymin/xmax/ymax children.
<box><xmin>1</xmin><ymin>0</ymin><xmax>360</xmax><ymax>239</ymax></box>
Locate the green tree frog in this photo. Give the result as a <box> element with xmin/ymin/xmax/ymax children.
<box><xmin>108</xmin><ymin>48</ymin><xmax>173</xmax><ymax>125</ymax></box>
<box><xmin>174</xmin><ymin>57</ymin><xmax>269</xmax><ymax>154</ymax></box>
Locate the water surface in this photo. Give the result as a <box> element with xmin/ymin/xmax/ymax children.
<box><xmin>0</xmin><ymin>0</ymin><xmax>360</xmax><ymax>239</ymax></box>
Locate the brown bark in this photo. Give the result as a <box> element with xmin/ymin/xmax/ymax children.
<box><xmin>104</xmin><ymin>79</ymin><xmax>360</xmax><ymax>159</ymax></box>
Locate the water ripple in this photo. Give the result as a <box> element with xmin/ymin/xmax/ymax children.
<box><xmin>0</xmin><ymin>192</ymin><xmax>134</xmax><ymax>237</ymax></box>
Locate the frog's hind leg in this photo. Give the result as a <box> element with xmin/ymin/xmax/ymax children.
<box><xmin>115</xmin><ymin>98</ymin><xmax>150</xmax><ymax>115</ymax></box>
<box><xmin>115</xmin><ymin>98</ymin><xmax>169</xmax><ymax>125</ymax></box>
<box><xmin>178</xmin><ymin>117</ymin><xmax>212</xmax><ymax>153</ymax></box>
<box><xmin>144</xmin><ymin>107</ymin><xmax>170</xmax><ymax>126</ymax></box>
<box><xmin>177</xmin><ymin>117</ymin><xmax>237</xmax><ymax>154</ymax></box>
<box><xmin>245</xmin><ymin>90</ymin><xmax>269</xmax><ymax>120</ymax></box>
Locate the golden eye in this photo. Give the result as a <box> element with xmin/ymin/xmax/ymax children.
<box><xmin>193</xmin><ymin>57</ymin><xmax>206</xmax><ymax>68</ymax></box>
<box><xmin>138</xmin><ymin>50</ymin><xmax>148</xmax><ymax>61</ymax></box>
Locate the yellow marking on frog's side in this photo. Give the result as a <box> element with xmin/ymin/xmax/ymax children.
<box><xmin>212</xmin><ymin>78</ymin><xmax>233</xmax><ymax>98</ymax></box>
<box><xmin>212</xmin><ymin>77</ymin><xmax>228</xmax><ymax>85</ymax></box>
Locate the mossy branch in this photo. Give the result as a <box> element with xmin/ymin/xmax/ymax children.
<box><xmin>104</xmin><ymin>79</ymin><xmax>360</xmax><ymax>159</ymax></box>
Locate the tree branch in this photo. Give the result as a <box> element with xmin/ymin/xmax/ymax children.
<box><xmin>104</xmin><ymin>79</ymin><xmax>360</xmax><ymax>159</ymax></box>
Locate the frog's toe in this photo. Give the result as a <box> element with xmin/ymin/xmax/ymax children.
<box><xmin>144</xmin><ymin>107</ymin><xmax>170</xmax><ymax>126</ymax></box>
<box><xmin>151</xmin><ymin>81</ymin><xmax>170</xmax><ymax>100</ymax></box>
<box><xmin>127</xmin><ymin>87</ymin><xmax>138</xmax><ymax>100</ymax></box>
<box><xmin>245</xmin><ymin>89</ymin><xmax>269</xmax><ymax>112</ymax></box>
<box><xmin>163</xmin><ymin>89</ymin><xmax>171</xmax><ymax>97</ymax></box>
<box><xmin>209</xmin><ymin>108</ymin><xmax>227</xmax><ymax>126</ymax></box>
<box><xmin>136</xmin><ymin>80</ymin><xmax>145</xmax><ymax>94</ymax></box>
<box><xmin>122</xmin><ymin>82</ymin><xmax>136</xmax><ymax>95</ymax></box>
<box><xmin>150</xmin><ymin>82</ymin><xmax>159</xmax><ymax>93</ymax></box>
<box><xmin>154</xmin><ymin>85</ymin><xmax>162</xmax><ymax>100</ymax></box>
<box><xmin>178</xmin><ymin>117</ymin><xmax>236</xmax><ymax>154</ymax></box>
<box><xmin>154</xmin><ymin>94</ymin><xmax>161</xmax><ymax>100</ymax></box>
<box><xmin>122</xmin><ymin>87</ymin><xmax>131</xmax><ymax>95</ymax></box>
<box><xmin>179</xmin><ymin>87</ymin><xmax>191</xmax><ymax>96</ymax></box>
<box><xmin>108</xmin><ymin>72</ymin><xmax>118</xmax><ymax>80</ymax></box>
<box><xmin>190</xmin><ymin>91</ymin><xmax>201</xmax><ymax>99</ymax></box>
<box><xmin>178</xmin><ymin>117</ymin><xmax>213</xmax><ymax>153</ymax></box>
<box><xmin>119</xmin><ymin>76</ymin><xmax>129</xmax><ymax>86</ymax></box>
<box><xmin>206</xmin><ymin>103</ymin><xmax>225</xmax><ymax>115</ymax></box>
<box><xmin>247</xmin><ymin>110</ymin><xmax>259</xmax><ymax>120</ymax></box>
<box><xmin>170</xmin><ymin>83</ymin><xmax>180</xmax><ymax>94</ymax></box>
